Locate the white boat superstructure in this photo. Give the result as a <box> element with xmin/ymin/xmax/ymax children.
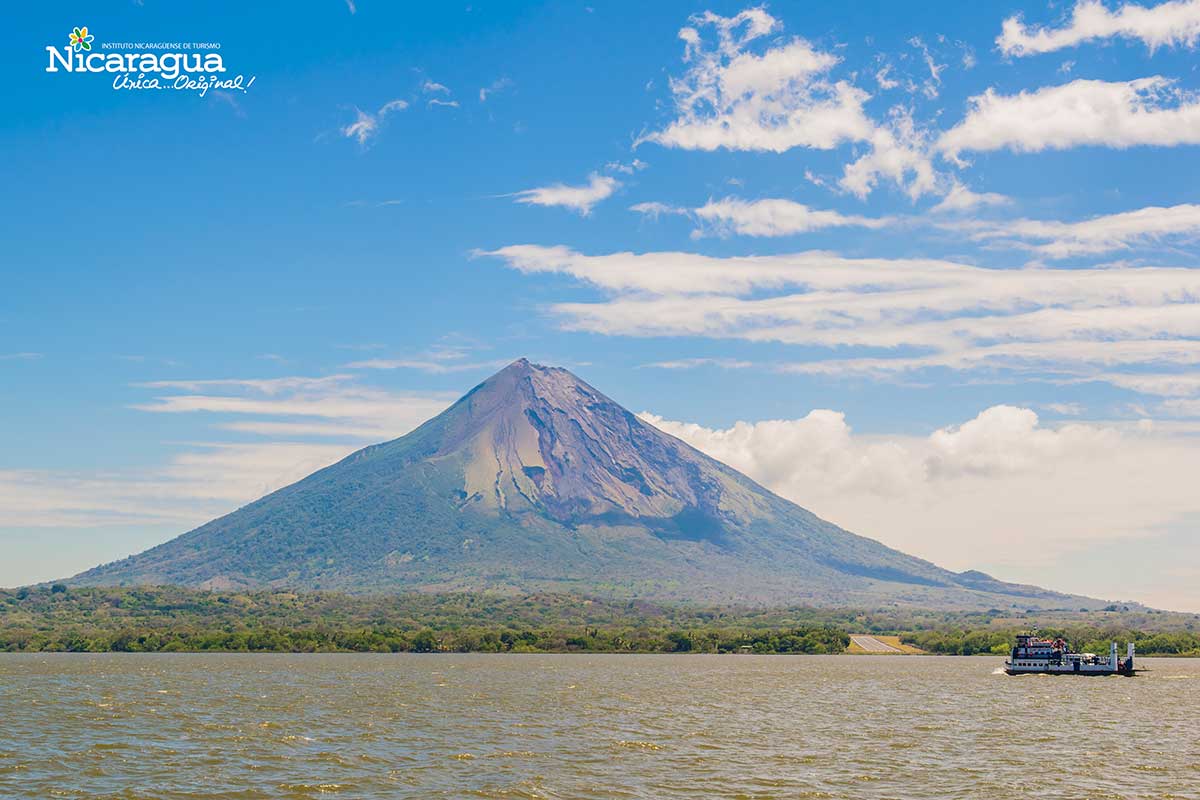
<box><xmin>1005</xmin><ymin>634</ymin><xmax>1136</xmax><ymax>676</ymax></box>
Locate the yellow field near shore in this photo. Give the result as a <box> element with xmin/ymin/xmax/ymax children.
<box><xmin>846</xmin><ymin>635</ymin><xmax>925</xmax><ymax>654</ymax></box>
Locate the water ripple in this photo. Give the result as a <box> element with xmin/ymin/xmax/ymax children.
<box><xmin>0</xmin><ymin>654</ymin><xmax>1197</xmax><ymax>799</ymax></box>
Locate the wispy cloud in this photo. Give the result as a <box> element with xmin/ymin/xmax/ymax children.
<box><xmin>0</xmin><ymin>368</ymin><xmax>462</xmax><ymax>534</ymax></box>
<box><xmin>949</xmin><ymin>202</ymin><xmax>1200</xmax><ymax>257</ymax></box>
<box><xmin>341</xmin><ymin>98</ymin><xmax>409</xmax><ymax>146</ymax></box>
<box><xmin>931</xmin><ymin>181</ymin><xmax>1013</xmax><ymax>213</ymax></box>
<box><xmin>605</xmin><ymin>159</ymin><xmax>648</xmax><ymax>175</ymax></box>
<box><xmin>633</xmin><ymin>196</ymin><xmax>893</xmax><ymax>237</ymax></box>
<box><xmin>0</xmin><ymin>352</ymin><xmax>42</xmax><ymax>361</ymax></box>
<box><xmin>480</xmin><ymin>244</ymin><xmax>1200</xmax><ymax>397</ymax></box>
<box><xmin>641</xmin><ymin>357</ymin><xmax>754</xmax><ymax>370</ymax></box>
<box><xmin>510</xmin><ymin>173</ymin><xmax>620</xmax><ymax>215</ymax></box>
<box><xmin>343</xmin><ymin>358</ymin><xmax>509</xmax><ymax>373</ymax></box>
<box><xmin>479</xmin><ymin>77</ymin><xmax>513</xmax><ymax>102</ymax></box>
<box><xmin>908</xmin><ymin>36</ymin><xmax>946</xmax><ymax>99</ymax></box>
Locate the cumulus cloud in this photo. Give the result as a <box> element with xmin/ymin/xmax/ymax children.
<box><xmin>639</xmin><ymin>7</ymin><xmax>947</xmax><ymax>200</ymax></box>
<box><xmin>510</xmin><ymin>173</ymin><xmax>620</xmax><ymax>215</ymax></box>
<box><xmin>939</xmin><ymin>77</ymin><xmax>1200</xmax><ymax>159</ymax></box>
<box><xmin>839</xmin><ymin>107</ymin><xmax>940</xmax><ymax>200</ymax></box>
<box><xmin>998</xmin><ymin>0</ymin><xmax>1200</xmax><ymax>56</ymax></box>
<box><xmin>341</xmin><ymin>99</ymin><xmax>409</xmax><ymax>146</ymax></box>
<box><xmin>479</xmin><ymin>245</ymin><xmax>1200</xmax><ymax>391</ymax></box>
<box><xmin>639</xmin><ymin>9</ymin><xmax>873</xmax><ymax>153</ymax></box>
<box><xmin>642</xmin><ymin>405</ymin><xmax>1200</xmax><ymax>606</ymax></box>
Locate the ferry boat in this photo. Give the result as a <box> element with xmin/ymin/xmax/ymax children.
<box><xmin>1005</xmin><ymin>634</ymin><xmax>1136</xmax><ymax>676</ymax></box>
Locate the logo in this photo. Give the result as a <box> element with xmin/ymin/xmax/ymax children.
<box><xmin>68</xmin><ymin>26</ymin><xmax>94</xmax><ymax>52</ymax></box>
<box><xmin>44</xmin><ymin>27</ymin><xmax>256</xmax><ymax>96</ymax></box>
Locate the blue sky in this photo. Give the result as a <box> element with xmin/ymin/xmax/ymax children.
<box><xmin>4</xmin><ymin>1</ymin><xmax>1200</xmax><ymax>609</ymax></box>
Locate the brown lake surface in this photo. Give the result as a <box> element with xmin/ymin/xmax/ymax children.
<box><xmin>1</xmin><ymin>654</ymin><xmax>1197</xmax><ymax>799</ymax></box>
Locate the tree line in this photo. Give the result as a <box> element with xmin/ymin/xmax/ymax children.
<box><xmin>2</xmin><ymin>585</ymin><xmax>1196</xmax><ymax>655</ymax></box>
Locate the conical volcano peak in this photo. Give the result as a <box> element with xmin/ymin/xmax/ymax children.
<box><xmin>67</xmin><ymin>359</ymin><xmax>1090</xmax><ymax>610</ymax></box>
<box><xmin>442</xmin><ymin>359</ymin><xmax>700</xmax><ymax>522</ymax></box>
<box><xmin>455</xmin><ymin>359</ymin><xmax>611</xmax><ymax>425</ymax></box>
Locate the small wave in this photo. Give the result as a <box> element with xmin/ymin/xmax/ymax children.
<box><xmin>614</xmin><ymin>740</ymin><xmax>663</xmax><ymax>751</ymax></box>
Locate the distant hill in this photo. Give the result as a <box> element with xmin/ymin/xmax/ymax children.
<box><xmin>69</xmin><ymin>359</ymin><xmax>1099</xmax><ymax>610</ymax></box>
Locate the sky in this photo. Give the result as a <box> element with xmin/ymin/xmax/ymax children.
<box><xmin>4</xmin><ymin>1</ymin><xmax>1200</xmax><ymax>610</ymax></box>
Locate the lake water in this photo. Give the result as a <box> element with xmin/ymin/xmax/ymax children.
<box><xmin>1</xmin><ymin>654</ymin><xmax>1197</xmax><ymax>799</ymax></box>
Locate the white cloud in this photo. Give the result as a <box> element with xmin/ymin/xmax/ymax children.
<box><xmin>642</xmin><ymin>405</ymin><xmax>1200</xmax><ymax>608</ymax></box>
<box><xmin>954</xmin><ymin>202</ymin><xmax>1200</xmax><ymax>257</ymax></box>
<box><xmin>479</xmin><ymin>245</ymin><xmax>1200</xmax><ymax>392</ymax></box>
<box><xmin>875</xmin><ymin>64</ymin><xmax>899</xmax><ymax>90</ymax></box>
<box><xmin>630</xmin><ymin>201</ymin><xmax>685</xmax><ymax>220</ymax></box>
<box><xmin>639</xmin><ymin>9</ymin><xmax>874</xmax><ymax>153</ymax></box>
<box><xmin>631</xmin><ymin>196</ymin><xmax>891</xmax><ymax>236</ymax></box>
<box><xmin>133</xmin><ymin>374</ymin><xmax>454</xmax><ymax>440</ymax></box>
<box><xmin>0</xmin><ymin>442</ymin><xmax>356</xmax><ymax>529</ymax></box>
<box><xmin>511</xmin><ymin>173</ymin><xmax>620</xmax><ymax>215</ymax></box>
<box><xmin>839</xmin><ymin>106</ymin><xmax>940</xmax><ymax>200</ymax></box>
<box><xmin>930</xmin><ymin>180</ymin><xmax>1013</xmax><ymax>212</ymax></box>
<box><xmin>605</xmin><ymin>159</ymin><xmax>648</xmax><ymax>174</ymax></box>
<box><xmin>136</xmin><ymin>375</ymin><xmax>351</xmax><ymax>395</ymax></box>
<box><xmin>479</xmin><ymin>77</ymin><xmax>513</xmax><ymax>102</ymax></box>
<box><xmin>341</xmin><ymin>98</ymin><xmax>409</xmax><ymax>145</ymax></box>
<box><xmin>343</xmin><ymin>357</ymin><xmax>509</xmax><ymax>373</ymax></box>
<box><xmin>939</xmin><ymin>77</ymin><xmax>1200</xmax><ymax>159</ymax></box>
<box><xmin>0</xmin><ymin>373</ymin><xmax>457</xmax><ymax>534</ymax></box>
<box><xmin>642</xmin><ymin>357</ymin><xmax>754</xmax><ymax>370</ymax></box>
<box><xmin>999</xmin><ymin>0</ymin><xmax>1200</xmax><ymax>57</ymax></box>
<box><xmin>1042</xmin><ymin>402</ymin><xmax>1086</xmax><ymax>415</ymax></box>
<box><xmin>1098</xmin><ymin>372</ymin><xmax>1200</xmax><ymax>396</ymax></box>
<box><xmin>908</xmin><ymin>36</ymin><xmax>946</xmax><ymax>99</ymax></box>
<box><xmin>689</xmin><ymin>197</ymin><xmax>893</xmax><ymax>237</ymax></box>
<box><xmin>640</xmin><ymin>7</ymin><xmax>948</xmax><ymax>200</ymax></box>
<box><xmin>422</xmin><ymin>80</ymin><xmax>451</xmax><ymax>94</ymax></box>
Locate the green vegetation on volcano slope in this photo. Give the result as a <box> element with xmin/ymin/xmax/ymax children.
<box><xmin>1</xmin><ymin>585</ymin><xmax>1197</xmax><ymax>654</ymax></box>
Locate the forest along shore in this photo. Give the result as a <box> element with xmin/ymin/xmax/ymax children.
<box><xmin>2</xmin><ymin>585</ymin><xmax>1199</xmax><ymax>655</ymax></box>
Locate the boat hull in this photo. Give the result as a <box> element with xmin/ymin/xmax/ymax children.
<box><xmin>1004</xmin><ymin>666</ymin><xmax>1136</xmax><ymax>676</ymax></box>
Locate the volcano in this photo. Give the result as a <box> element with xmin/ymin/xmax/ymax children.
<box><xmin>70</xmin><ymin>359</ymin><xmax>1088</xmax><ymax>608</ymax></box>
